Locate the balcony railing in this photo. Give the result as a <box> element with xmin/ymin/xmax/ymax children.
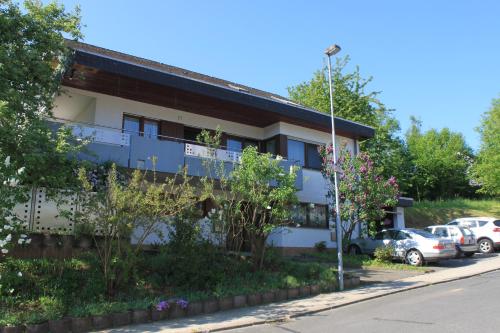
<box><xmin>49</xmin><ymin>118</ymin><xmax>302</xmax><ymax>189</ymax></box>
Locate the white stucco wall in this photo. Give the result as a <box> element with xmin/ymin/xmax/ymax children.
<box><xmin>394</xmin><ymin>207</ymin><xmax>406</xmax><ymax>229</ymax></box>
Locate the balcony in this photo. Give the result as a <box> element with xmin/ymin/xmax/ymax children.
<box><xmin>49</xmin><ymin>119</ymin><xmax>303</xmax><ymax>189</ymax></box>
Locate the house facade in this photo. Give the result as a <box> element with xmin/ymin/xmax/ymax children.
<box><xmin>24</xmin><ymin>41</ymin><xmax>409</xmax><ymax>254</ymax></box>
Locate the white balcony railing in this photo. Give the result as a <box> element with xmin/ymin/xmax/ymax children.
<box><xmin>70</xmin><ymin>124</ymin><xmax>130</xmax><ymax>146</ymax></box>
<box><xmin>185</xmin><ymin>143</ymin><xmax>242</xmax><ymax>163</ymax></box>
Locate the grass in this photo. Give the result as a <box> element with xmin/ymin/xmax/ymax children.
<box><xmin>306</xmin><ymin>252</ymin><xmax>430</xmax><ymax>272</ymax></box>
<box><xmin>405</xmin><ymin>199</ymin><xmax>500</xmax><ymax>229</ymax></box>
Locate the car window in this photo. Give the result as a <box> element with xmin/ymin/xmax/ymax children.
<box><xmin>459</xmin><ymin>227</ymin><xmax>472</xmax><ymax>236</ymax></box>
<box><xmin>449</xmin><ymin>227</ymin><xmax>460</xmax><ymax>237</ymax></box>
<box><xmin>448</xmin><ymin>221</ymin><xmax>458</xmax><ymax>225</ymax></box>
<box><xmin>460</xmin><ymin>220</ymin><xmax>477</xmax><ymax>228</ymax></box>
<box><xmin>424</xmin><ymin>227</ymin><xmax>433</xmax><ymax>233</ymax></box>
<box><xmin>410</xmin><ymin>229</ymin><xmax>438</xmax><ymax>239</ymax></box>
<box><xmin>478</xmin><ymin>220</ymin><xmax>489</xmax><ymax>227</ymax></box>
<box><xmin>395</xmin><ymin>231</ymin><xmax>411</xmax><ymax>240</ymax></box>
<box><xmin>434</xmin><ymin>227</ymin><xmax>449</xmax><ymax>238</ymax></box>
<box><xmin>494</xmin><ymin>220</ymin><xmax>500</xmax><ymax>227</ymax></box>
<box><xmin>374</xmin><ymin>232</ymin><xmax>384</xmax><ymax>240</ymax></box>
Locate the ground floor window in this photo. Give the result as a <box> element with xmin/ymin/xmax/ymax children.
<box><xmin>290</xmin><ymin>203</ymin><xmax>329</xmax><ymax>229</ymax></box>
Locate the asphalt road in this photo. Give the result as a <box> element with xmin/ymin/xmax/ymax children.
<box><xmin>228</xmin><ymin>269</ymin><xmax>500</xmax><ymax>333</ymax></box>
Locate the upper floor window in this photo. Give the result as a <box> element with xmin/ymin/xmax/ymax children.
<box><xmin>226</xmin><ymin>136</ymin><xmax>259</xmax><ymax>152</ymax></box>
<box><xmin>287</xmin><ymin>139</ymin><xmax>322</xmax><ymax>170</ymax></box>
<box><xmin>123</xmin><ymin>115</ymin><xmax>158</xmax><ymax>139</ymax></box>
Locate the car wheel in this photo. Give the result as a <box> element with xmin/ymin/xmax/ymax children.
<box><xmin>478</xmin><ymin>239</ymin><xmax>494</xmax><ymax>254</ymax></box>
<box><xmin>406</xmin><ymin>249</ymin><xmax>423</xmax><ymax>266</ymax></box>
<box><xmin>348</xmin><ymin>245</ymin><xmax>361</xmax><ymax>255</ymax></box>
<box><xmin>464</xmin><ymin>252</ymin><xmax>475</xmax><ymax>258</ymax></box>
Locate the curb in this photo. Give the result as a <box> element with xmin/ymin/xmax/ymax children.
<box><xmin>207</xmin><ymin>266</ymin><xmax>500</xmax><ymax>332</ymax></box>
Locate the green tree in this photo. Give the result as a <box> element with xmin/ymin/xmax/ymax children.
<box><xmin>405</xmin><ymin>117</ymin><xmax>474</xmax><ymax>200</ymax></box>
<box><xmin>287</xmin><ymin>56</ymin><xmax>411</xmax><ymax>194</ymax></box>
<box><xmin>0</xmin><ymin>0</ymin><xmax>82</xmax><ymax>188</ymax></box>
<box><xmin>472</xmin><ymin>97</ymin><xmax>500</xmax><ymax>196</ymax></box>
<box><xmin>319</xmin><ymin>145</ymin><xmax>399</xmax><ymax>244</ymax></box>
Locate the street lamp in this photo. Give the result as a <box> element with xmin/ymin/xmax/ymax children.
<box><xmin>325</xmin><ymin>43</ymin><xmax>344</xmax><ymax>291</ymax></box>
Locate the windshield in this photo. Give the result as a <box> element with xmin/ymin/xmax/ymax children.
<box><xmin>409</xmin><ymin>229</ymin><xmax>438</xmax><ymax>239</ymax></box>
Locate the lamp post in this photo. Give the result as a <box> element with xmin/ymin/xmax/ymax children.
<box><xmin>325</xmin><ymin>44</ymin><xmax>344</xmax><ymax>291</ymax></box>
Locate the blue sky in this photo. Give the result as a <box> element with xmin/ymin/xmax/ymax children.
<box><xmin>55</xmin><ymin>0</ymin><xmax>500</xmax><ymax>150</ymax></box>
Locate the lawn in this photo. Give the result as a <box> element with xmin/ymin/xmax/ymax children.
<box><xmin>405</xmin><ymin>199</ymin><xmax>500</xmax><ymax>229</ymax></box>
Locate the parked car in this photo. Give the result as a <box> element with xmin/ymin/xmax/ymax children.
<box><xmin>424</xmin><ymin>225</ymin><xmax>478</xmax><ymax>258</ymax></box>
<box><xmin>447</xmin><ymin>217</ymin><xmax>500</xmax><ymax>254</ymax></box>
<box><xmin>348</xmin><ymin>228</ymin><xmax>457</xmax><ymax>266</ymax></box>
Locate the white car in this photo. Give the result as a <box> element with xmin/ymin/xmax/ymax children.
<box><xmin>447</xmin><ymin>217</ymin><xmax>500</xmax><ymax>253</ymax></box>
<box><xmin>424</xmin><ymin>225</ymin><xmax>478</xmax><ymax>258</ymax></box>
<box><xmin>349</xmin><ymin>228</ymin><xmax>457</xmax><ymax>266</ymax></box>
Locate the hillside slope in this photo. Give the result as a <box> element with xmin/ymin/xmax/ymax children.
<box><xmin>405</xmin><ymin>199</ymin><xmax>500</xmax><ymax>228</ymax></box>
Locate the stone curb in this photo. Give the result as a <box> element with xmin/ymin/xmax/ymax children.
<box><xmin>206</xmin><ymin>266</ymin><xmax>500</xmax><ymax>332</ymax></box>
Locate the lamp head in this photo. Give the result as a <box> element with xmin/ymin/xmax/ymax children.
<box><xmin>325</xmin><ymin>44</ymin><xmax>341</xmax><ymax>56</ymax></box>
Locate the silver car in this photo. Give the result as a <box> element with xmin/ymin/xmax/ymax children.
<box><xmin>348</xmin><ymin>228</ymin><xmax>457</xmax><ymax>266</ymax></box>
<box><xmin>425</xmin><ymin>225</ymin><xmax>478</xmax><ymax>258</ymax></box>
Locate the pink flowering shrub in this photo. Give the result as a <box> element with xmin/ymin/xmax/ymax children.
<box><xmin>318</xmin><ymin>144</ymin><xmax>399</xmax><ymax>243</ymax></box>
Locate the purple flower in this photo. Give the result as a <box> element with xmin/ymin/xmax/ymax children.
<box><xmin>176</xmin><ymin>299</ymin><xmax>189</xmax><ymax>309</ymax></box>
<box><xmin>388</xmin><ymin>176</ymin><xmax>397</xmax><ymax>186</ymax></box>
<box><xmin>156</xmin><ymin>300</ymin><xmax>170</xmax><ymax>311</ymax></box>
<box><xmin>360</xmin><ymin>165</ymin><xmax>367</xmax><ymax>174</ymax></box>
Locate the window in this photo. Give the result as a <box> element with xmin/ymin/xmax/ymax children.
<box><xmin>460</xmin><ymin>220</ymin><xmax>477</xmax><ymax>228</ymax></box>
<box><xmin>265</xmin><ymin>139</ymin><xmax>277</xmax><ymax>155</ymax></box>
<box><xmin>395</xmin><ymin>231</ymin><xmax>411</xmax><ymax>240</ymax></box>
<box><xmin>184</xmin><ymin>127</ymin><xmax>202</xmax><ymax>142</ymax></box>
<box><xmin>123</xmin><ymin>115</ymin><xmax>158</xmax><ymax>139</ymax></box>
<box><xmin>478</xmin><ymin>220</ymin><xmax>489</xmax><ymax>227</ymax></box>
<box><xmin>227</xmin><ymin>138</ymin><xmax>243</xmax><ymax>152</ymax></box>
<box><xmin>290</xmin><ymin>203</ymin><xmax>328</xmax><ymax>229</ymax></box>
<box><xmin>434</xmin><ymin>227</ymin><xmax>449</xmax><ymax>238</ymax></box>
<box><xmin>287</xmin><ymin>139</ymin><xmax>322</xmax><ymax>170</ymax></box>
<box><xmin>143</xmin><ymin>120</ymin><xmax>158</xmax><ymax>139</ymax></box>
<box><xmin>288</xmin><ymin>140</ymin><xmax>305</xmax><ymax>166</ymax></box>
<box><xmin>494</xmin><ymin>220</ymin><xmax>500</xmax><ymax>227</ymax></box>
<box><xmin>306</xmin><ymin>143</ymin><xmax>322</xmax><ymax>169</ymax></box>
<box><xmin>123</xmin><ymin>116</ymin><xmax>140</xmax><ymax>136</ymax></box>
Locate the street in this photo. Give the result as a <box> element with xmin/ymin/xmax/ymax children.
<box><xmin>228</xmin><ymin>269</ymin><xmax>500</xmax><ymax>333</ymax></box>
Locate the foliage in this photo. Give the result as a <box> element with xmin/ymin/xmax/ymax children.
<box><xmin>319</xmin><ymin>145</ymin><xmax>399</xmax><ymax>243</ymax></box>
<box><xmin>287</xmin><ymin>56</ymin><xmax>412</xmax><ymax>194</ymax></box>
<box><xmin>405</xmin><ymin>117</ymin><xmax>475</xmax><ymax>200</ymax></box>
<box><xmin>373</xmin><ymin>246</ymin><xmax>394</xmax><ymax>263</ymax></box>
<box><xmin>0</xmin><ymin>0</ymin><xmax>82</xmax><ymax>189</ymax></box>
<box><xmin>472</xmin><ymin>96</ymin><xmax>500</xmax><ymax>196</ymax></box>
<box><xmin>70</xmin><ymin>161</ymin><xmax>202</xmax><ymax>295</ymax></box>
<box><xmin>405</xmin><ymin>198</ymin><xmax>500</xmax><ymax>229</ymax></box>
<box><xmin>314</xmin><ymin>241</ymin><xmax>327</xmax><ymax>252</ymax></box>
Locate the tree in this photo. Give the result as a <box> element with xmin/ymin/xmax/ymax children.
<box><xmin>71</xmin><ymin>161</ymin><xmax>202</xmax><ymax>296</ymax></box>
<box><xmin>0</xmin><ymin>0</ymin><xmax>82</xmax><ymax>189</ymax></box>
<box><xmin>472</xmin><ymin>97</ymin><xmax>500</xmax><ymax>196</ymax></box>
<box><xmin>229</xmin><ymin>147</ymin><xmax>298</xmax><ymax>270</ymax></box>
<box><xmin>287</xmin><ymin>56</ymin><xmax>412</xmax><ymax>194</ymax></box>
<box><xmin>405</xmin><ymin>117</ymin><xmax>474</xmax><ymax>201</ymax></box>
<box><xmin>319</xmin><ymin>145</ymin><xmax>399</xmax><ymax>244</ymax></box>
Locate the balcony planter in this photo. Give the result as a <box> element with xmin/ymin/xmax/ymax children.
<box><xmin>111</xmin><ymin>311</ymin><xmax>131</xmax><ymax>327</ymax></box>
<box><xmin>132</xmin><ymin>309</ymin><xmax>151</xmax><ymax>324</ymax></box>
<box><xmin>299</xmin><ymin>285</ymin><xmax>311</xmax><ymax>297</ymax></box>
<box><xmin>71</xmin><ymin>316</ymin><xmax>92</xmax><ymax>333</ymax></box>
<box><xmin>218</xmin><ymin>297</ymin><xmax>233</xmax><ymax>311</ymax></box>
<box><xmin>275</xmin><ymin>289</ymin><xmax>288</xmax><ymax>302</ymax></box>
<box><xmin>25</xmin><ymin>322</ymin><xmax>49</xmax><ymax>333</ymax></box>
<box><xmin>203</xmin><ymin>299</ymin><xmax>219</xmax><ymax>314</ymax></box>
<box><xmin>247</xmin><ymin>293</ymin><xmax>262</xmax><ymax>306</ymax></box>
<box><xmin>310</xmin><ymin>284</ymin><xmax>321</xmax><ymax>295</ymax></box>
<box><xmin>151</xmin><ymin>309</ymin><xmax>168</xmax><ymax>322</ymax></box>
<box><xmin>187</xmin><ymin>301</ymin><xmax>203</xmax><ymax>317</ymax></box>
<box><xmin>49</xmin><ymin>318</ymin><xmax>71</xmax><ymax>333</ymax></box>
<box><xmin>287</xmin><ymin>287</ymin><xmax>300</xmax><ymax>299</ymax></box>
<box><xmin>2</xmin><ymin>326</ymin><xmax>24</xmax><ymax>333</ymax></box>
<box><xmin>261</xmin><ymin>291</ymin><xmax>275</xmax><ymax>304</ymax></box>
<box><xmin>91</xmin><ymin>315</ymin><xmax>113</xmax><ymax>330</ymax></box>
<box><xmin>233</xmin><ymin>295</ymin><xmax>247</xmax><ymax>308</ymax></box>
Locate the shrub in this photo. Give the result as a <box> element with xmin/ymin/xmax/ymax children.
<box><xmin>374</xmin><ymin>246</ymin><xmax>394</xmax><ymax>263</ymax></box>
<box><xmin>314</xmin><ymin>241</ymin><xmax>327</xmax><ymax>252</ymax></box>
<box><xmin>282</xmin><ymin>275</ymin><xmax>300</xmax><ymax>288</ymax></box>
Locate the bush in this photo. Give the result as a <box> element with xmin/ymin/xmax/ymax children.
<box><xmin>314</xmin><ymin>241</ymin><xmax>327</xmax><ymax>252</ymax></box>
<box><xmin>374</xmin><ymin>246</ymin><xmax>394</xmax><ymax>263</ymax></box>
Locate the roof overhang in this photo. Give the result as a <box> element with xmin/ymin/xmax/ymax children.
<box><xmin>64</xmin><ymin>46</ymin><xmax>375</xmax><ymax>140</ymax></box>
<box><xmin>397</xmin><ymin>197</ymin><xmax>414</xmax><ymax>208</ymax></box>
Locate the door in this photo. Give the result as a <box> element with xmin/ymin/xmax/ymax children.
<box><xmin>393</xmin><ymin>230</ymin><xmax>415</xmax><ymax>259</ymax></box>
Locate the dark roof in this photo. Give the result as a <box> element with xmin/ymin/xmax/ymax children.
<box><xmin>66</xmin><ymin>40</ymin><xmax>375</xmax><ymax>139</ymax></box>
